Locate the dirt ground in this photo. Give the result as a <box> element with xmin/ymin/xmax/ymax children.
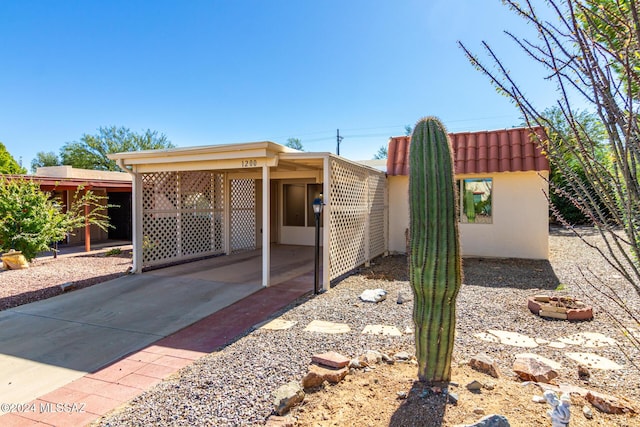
<box><xmin>290</xmin><ymin>360</ymin><xmax>638</xmax><ymax>427</ymax></box>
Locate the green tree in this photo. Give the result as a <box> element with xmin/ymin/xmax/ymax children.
<box><xmin>578</xmin><ymin>0</ymin><xmax>640</xmax><ymax>98</ymax></box>
<box><xmin>373</xmin><ymin>145</ymin><xmax>388</xmax><ymax>159</ymax></box>
<box><xmin>0</xmin><ymin>142</ymin><xmax>26</xmax><ymax>174</ymax></box>
<box><xmin>61</xmin><ymin>126</ymin><xmax>174</xmax><ymax>171</ymax></box>
<box><xmin>0</xmin><ymin>178</ymin><xmax>111</xmax><ymax>261</ymax></box>
<box><xmin>460</xmin><ymin>0</ymin><xmax>640</xmax><ymax>359</ymax></box>
<box><xmin>30</xmin><ymin>151</ymin><xmax>61</xmax><ymax>173</ymax></box>
<box><xmin>404</xmin><ymin>125</ymin><xmax>412</xmax><ymax>136</ymax></box>
<box><xmin>532</xmin><ymin>107</ymin><xmax>609</xmax><ymax>224</ymax></box>
<box><xmin>285</xmin><ymin>138</ymin><xmax>304</xmax><ymax>151</ymax></box>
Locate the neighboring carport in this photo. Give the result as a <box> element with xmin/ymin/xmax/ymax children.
<box><xmin>108</xmin><ymin>141</ymin><xmax>387</xmax><ymax>291</ymax></box>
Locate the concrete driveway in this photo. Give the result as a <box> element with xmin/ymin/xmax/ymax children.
<box><xmin>0</xmin><ymin>245</ymin><xmax>314</xmax><ymax>405</ymax></box>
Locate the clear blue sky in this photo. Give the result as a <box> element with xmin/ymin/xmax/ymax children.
<box><xmin>1</xmin><ymin>0</ymin><xmax>561</xmax><ymax>170</ymax></box>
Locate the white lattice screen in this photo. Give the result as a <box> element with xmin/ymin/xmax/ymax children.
<box><xmin>328</xmin><ymin>158</ymin><xmax>387</xmax><ymax>281</ymax></box>
<box><xmin>230</xmin><ymin>179</ymin><xmax>256</xmax><ymax>252</ymax></box>
<box><xmin>142</xmin><ymin>171</ymin><xmax>225</xmax><ymax>267</ymax></box>
<box><xmin>368</xmin><ymin>172</ymin><xmax>386</xmax><ymax>259</ymax></box>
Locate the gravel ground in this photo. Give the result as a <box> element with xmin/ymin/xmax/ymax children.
<box><xmin>0</xmin><ymin>251</ymin><xmax>132</xmax><ymax>311</ymax></box>
<box><xmin>93</xmin><ymin>227</ymin><xmax>640</xmax><ymax>426</ymax></box>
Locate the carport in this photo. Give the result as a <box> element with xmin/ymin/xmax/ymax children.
<box><xmin>109</xmin><ymin>142</ymin><xmax>387</xmax><ymax>290</ymax></box>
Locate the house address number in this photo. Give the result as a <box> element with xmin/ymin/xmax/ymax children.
<box><xmin>241</xmin><ymin>160</ymin><xmax>258</xmax><ymax>167</ymax></box>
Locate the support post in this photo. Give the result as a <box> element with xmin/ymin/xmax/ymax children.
<box><xmin>322</xmin><ymin>156</ymin><xmax>331</xmax><ymax>290</ymax></box>
<box><xmin>364</xmin><ymin>172</ymin><xmax>370</xmax><ymax>267</ymax></box>
<box><xmin>314</xmin><ymin>206</ymin><xmax>321</xmax><ymax>294</ymax></box>
<box><xmin>224</xmin><ymin>173</ymin><xmax>231</xmax><ymax>255</ymax></box>
<box><xmin>132</xmin><ymin>171</ymin><xmax>143</xmax><ymax>273</ymax></box>
<box><xmin>262</xmin><ymin>165</ymin><xmax>270</xmax><ymax>287</ymax></box>
<box><xmin>84</xmin><ymin>190</ymin><xmax>91</xmax><ymax>252</ymax></box>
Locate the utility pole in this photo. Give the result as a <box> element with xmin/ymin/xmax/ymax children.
<box><xmin>336</xmin><ymin>129</ymin><xmax>343</xmax><ymax>155</ymax></box>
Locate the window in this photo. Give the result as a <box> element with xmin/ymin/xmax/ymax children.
<box><xmin>283</xmin><ymin>183</ymin><xmax>323</xmax><ymax>227</ymax></box>
<box><xmin>458</xmin><ymin>178</ymin><xmax>492</xmax><ymax>224</ymax></box>
<box><xmin>283</xmin><ymin>184</ymin><xmax>306</xmax><ymax>226</ymax></box>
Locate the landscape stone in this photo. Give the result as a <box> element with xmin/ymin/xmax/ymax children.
<box><xmin>301</xmin><ymin>364</ymin><xmax>349</xmax><ymax>390</ymax></box>
<box><xmin>515</xmin><ymin>353</ymin><xmax>562</xmax><ymax>370</ymax></box>
<box><xmin>474</xmin><ymin>332</ymin><xmax>501</xmax><ymax>343</ymax></box>
<box><xmin>359</xmin><ymin>288</ymin><xmax>387</xmax><ymax>303</ymax></box>
<box><xmin>483</xmin><ymin>381</ymin><xmax>495</xmax><ymax>391</ymax></box>
<box><xmin>397</xmin><ymin>292</ymin><xmax>405</xmax><ymax>304</ymax></box>
<box><xmin>565</xmin><ymin>352</ymin><xmax>623</xmax><ymax>370</ymax></box>
<box><xmin>513</xmin><ymin>357</ymin><xmax>559</xmax><ymax>383</ymax></box>
<box><xmin>582</xmin><ymin>405</ymin><xmax>593</xmax><ymax>419</ymax></box>
<box><xmin>311</xmin><ymin>351</ymin><xmax>350</xmax><ymax>369</ymax></box>
<box><xmin>381</xmin><ymin>353</ymin><xmax>395</xmax><ymax>364</ymax></box>
<box><xmin>394</xmin><ymin>351</ymin><xmax>411</xmax><ymax>361</ymax></box>
<box><xmin>473</xmin><ymin>408</ymin><xmax>486</xmax><ymax>415</ymax></box>
<box><xmin>362</xmin><ymin>324</ymin><xmax>402</xmax><ymax>336</ymax></box>
<box><xmin>455</xmin><ymin>414</ymin><xmax>511</xmax><ymax>427</ymax></box>
<box><xmin>265</xmin><ymin>415</ymin><xmax>296</xmax><ymax>427</ymax></box>
<box><xmin>467</xmin><ymin>380</ymin><xmax>483</xmax><ymax>391</ymax></box>
<box><xmin>558</xmin><ymin>332</ymin><xmax>617</xmax><ymax>348</ymax></box>
<box><xmin>259</xmin><ymin>319</ymin><xmax>297</xmax><ymax>330</ymax></box>
<box><xmin>469</xmin><ymin>353</ymin><xmax>501</xmax><ymax>378</ymax></box>
<box><xmin>532</xmin><ymin>395</ymin><xmax>546</xmax><ymax>403</ymax></box>
<box><xmin>349</xmin><ymin>358</ymin><xmax>363</xmax><ymax>369</ymax></box>
<box><xmin>548</xmin><ymin>342</ymin><xmax>567</xmax><ymax>349</ymax></box>
<box><xmin>273</xmin><ymin>381</ymin><xmax>305</xmax><ymax>416</ymax></box>
<box><xmin>304</xmin><ymin>320</ymin><xmax>351</xmax><ymax>334</ymax></box>
<box><xmin>360</xmin><ymin>350</ymin><xmax>383</xmax><ymax>365</ymax></box>
<box><xmin>447</xmin><ymin>392</ymin><xmax>459</xmax><ymax>405</ymax></box>
<box><xmin>487</xmin><ymin>329</ymin><xmax>538</xmax><ymax>348</ymax></box>
<box><xmin>577</xmin><ymin>364</ymin><xmax>591</xmax><ymax>381</ymax></box>
<box><xmin>585</xmin><ymin>391</ymin><xmax>637</xmax><ymax>414</ymax></box>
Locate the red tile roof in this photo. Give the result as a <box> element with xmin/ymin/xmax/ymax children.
<box><xmin>386</xmin><ymin>126</ymin><xmax>549</xmax><ymax>176</ymax></box>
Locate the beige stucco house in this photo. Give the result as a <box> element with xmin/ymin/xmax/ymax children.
<box><xmin>108</xmin><ymin>126</ymin><xmax>549</xmax><ymax>291</ymax></box>
<box><xmin>386</xmin><ymin>127</ymin><xmax>550</xmax><ymax>259</ymax></box>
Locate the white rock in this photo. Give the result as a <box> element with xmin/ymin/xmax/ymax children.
<box><xmin>515</xmin><ymin>353</ymin><xmax>563</xmax><ymax>370</ymax></box>
<box><xmin>558</xmin><ymin>332</ymin><xmax>618</xmax><ymax>348</ymax></box>
<box><xmin>362</xmin><ymin>324</ymin><xmax>402</xmax><ymax>336</ymax></box>
<box><xmin>487</xmin><ymin>329</ymin><xmax>539</xmax><ymax>348</ymax></box>
<box><xmin>359</xmin><ymin>288</ymin><xmax>387</xmax><ymax>303</ymax></box>
<box><xmin>565</xmin><ymin>352</ymin><xmax>623</xmax><ymax>370</ymax></box>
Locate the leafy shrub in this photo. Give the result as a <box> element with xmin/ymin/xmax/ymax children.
<box><xmin>0</xmin><ymin>178</ymin><xmax>110</xmax><ymax>261</ymax></box>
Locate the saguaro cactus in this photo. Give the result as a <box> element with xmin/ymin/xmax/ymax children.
<box><xmin>409</xmin><ymin>117</ymin><xmax>462</xmax><ymax>382</ymax></box>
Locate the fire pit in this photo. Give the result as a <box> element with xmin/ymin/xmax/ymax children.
<box><xmin>527</xmin><ymin>295</ymin><xmax>593</xmax><ymax>321</ymax></box>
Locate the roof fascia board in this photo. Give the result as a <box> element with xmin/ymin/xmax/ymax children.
<box><xmin>116</xmin><ymin>148</ymin><xmax>278</xmax><ymax>166</ymax></box>
<box><xmin>279</xmin><ymin>152</ymin><xmax>330</xmax><ymax>161</ymax></box>
<box><xmin>134</xmin><ymin>157</ymin><xmax>278</xmax><ymax>173</ymax></box>
<box><xmin>108</xmin><ymin>141</ymin><xmax>291</xmax><ymax>162</ymax></box>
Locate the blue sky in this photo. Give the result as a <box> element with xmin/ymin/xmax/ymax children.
<box><xmin>1</xmin><ymin>0</ymin><xmax>561</xmax><ymax>169</ymax></box>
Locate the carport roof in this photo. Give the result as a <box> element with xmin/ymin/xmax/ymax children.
<box><xmin>108</xmin><ymin>141</ymin><xmax>383</xmax><ymax>175</ymax></box>
<box><xmin>108</xmin><ymin>141</ymin><xmax>298</xmax><ymax>164</ymax></box>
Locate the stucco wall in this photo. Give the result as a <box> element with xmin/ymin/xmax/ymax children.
<box><xmin>387</xmin><ymin>171</ymin><xmax>549</xmax><ymax>259</ymax></box>
<box><xmin>388</xmin><ymin>176</ymin><xmax>410</xmax><ymax>255</ymax></box>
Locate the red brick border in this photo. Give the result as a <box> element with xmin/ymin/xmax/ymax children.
<box><xmin>527</xmin><ymin>296</ymin><xmax>593</xmax><ymax>321</ymax></box>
